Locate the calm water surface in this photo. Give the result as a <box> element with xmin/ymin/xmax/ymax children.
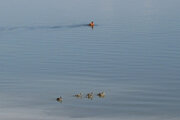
<box><xmin>0</xmin><ymin>0</ymin><xmax>180</xmax><ymax>120</ymax></box>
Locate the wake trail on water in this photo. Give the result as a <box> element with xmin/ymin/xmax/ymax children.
<box><xmin>0</xmin><ymin>24</ymin><xmax>94</xmax><ymax>31</ymax></box>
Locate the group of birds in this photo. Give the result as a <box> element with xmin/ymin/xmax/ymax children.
<box><xmin>56</xmin><ymin>92</ymin><xmax>105</xmax><ymax>102</ymax></box>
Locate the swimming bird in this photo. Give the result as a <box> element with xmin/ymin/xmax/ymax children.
<box><xmin>97</xmin><ymin>92</ymin><xmax>105</xmax><ymax>98</ymax></box>
<box><xmin>56</xmin><ymin>96</ymin><xmax>63</xmax><ymax>102</ymax></box>
<box><xmin>74</xmin><ymin>93</ymin><xmax>83</xmax><ymax>98</ymax></box>
<box><xmin>86</xmin><ymin>92</ymin><xmax>93</xmax><ymax>99</ymax></box>
<box><xmin>89</xmin><ymin>21</ymin><xmax>94</xmax><ymax>27</ymax></box>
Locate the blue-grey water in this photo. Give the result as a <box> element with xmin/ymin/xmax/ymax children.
<box><xmin>0</xmin><ymin>0</ymin><xmax>180</xmax><ymax>120</ymax></box>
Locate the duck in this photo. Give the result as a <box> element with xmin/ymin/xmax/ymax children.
<box><xmin>86</xmin><ymin>92</ymin><xmax>93</xmax><ymax>99</ymax></box>
<box><xmin>89</xmin><ymin>21</ymin><xmax>94</xmax><ymax>27</ymax></box>
<box><xmin>56</xmin><ymin>96</ymin><xmax>63</xmax><ymax>102</ymax></box>
<box><xmin>97</xmin><ymin>92</ymin><xmax>105</xmax><ymax>98</ymax></box>
<box><xmin>74</xmin><ymin>93</ymin><xmax>83</xmax><ymax>98</ymax></box>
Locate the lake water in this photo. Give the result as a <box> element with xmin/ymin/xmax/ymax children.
<box><xmin>0</xmin><ymin>0</ymin><xmax>180</xmax><ymax>120</ymax></box>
